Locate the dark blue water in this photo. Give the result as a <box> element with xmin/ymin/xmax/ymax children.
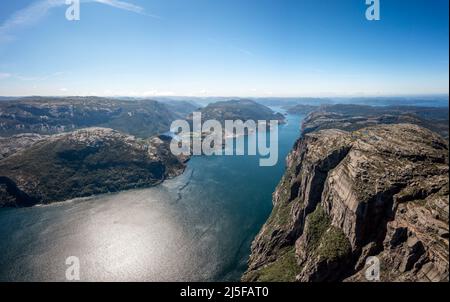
<box><xmin>0</xmin><ymin>110</ymin><xmax>303</xmax><ymax>282</ymax></box>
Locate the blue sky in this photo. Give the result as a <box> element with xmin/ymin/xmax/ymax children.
<box><xmin>0</xmin><ymin>0</ymin><xmax>448</xmax><ymax>97</ymax></box>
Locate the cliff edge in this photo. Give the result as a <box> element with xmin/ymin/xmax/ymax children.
<box><xmin>243</xmin><ymin>123</ymin><xmax>449</xmax><ymax>282</ymax></box>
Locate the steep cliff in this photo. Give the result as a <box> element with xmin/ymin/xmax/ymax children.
<box><xmin>243</xmin><ymin>123</ymin><xmax>449</xmax><ymax>282</ymax></box>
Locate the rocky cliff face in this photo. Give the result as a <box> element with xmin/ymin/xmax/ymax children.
<box><xmin>243</xmin><ymin>123</ymin><xmax>449</xmax><ymax>282</ymax></box>
<box><xmin>0</xmin><ymin>128</ymin><xmax>187</xmax><ymax>207</ymax></box>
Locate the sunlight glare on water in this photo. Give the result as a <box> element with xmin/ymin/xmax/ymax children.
<box><xmin>0</xmin><ymin>109</ymin><xmax>304</xmax><ymax>282</ymax></box>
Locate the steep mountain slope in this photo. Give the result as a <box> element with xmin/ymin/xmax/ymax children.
<box><xmin>0</xmin><ymin>128</ymin><xmax>187</xmax><ymax>207</ymax></box>
<box><xmin>243</xmin><ymin>123</ymin><xmax>449</xmax><ymax>282</ymax></box>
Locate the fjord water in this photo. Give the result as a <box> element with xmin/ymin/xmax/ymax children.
<box><xmin>0</xmin><ymin>110</ymin><xmax>303</xmax><ymax>282</ymax></box>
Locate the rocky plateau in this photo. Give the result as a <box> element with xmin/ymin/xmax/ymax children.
<box><xmin>243</xmin><ymin>107</ymin><xmax>449</xmax><ymax>282</ymax></box>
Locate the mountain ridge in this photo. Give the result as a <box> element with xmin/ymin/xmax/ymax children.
<box><xmin>0</xmin><ymin>97</ymin><xmax>198</xmax><ymax>138</ymax></box>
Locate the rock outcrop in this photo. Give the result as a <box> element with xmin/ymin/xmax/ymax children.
<box><xmin>243</xmin><ymin>123</ymin><xmax>449</xmax><ymax>282</ymax></box>
<box><xmin>0</xmin><ymin>128</ymin><xmax>187</xmax><ymax>207</ymax></box>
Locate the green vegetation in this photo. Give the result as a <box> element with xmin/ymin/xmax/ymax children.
<box><xmin>318</xmin><ymin>226</ymin><xmax>351</xmax><ymax>261</ymax></box>
<box><xmin>305</xmin><ymin>206</ymin><xmax>330</xmax><ymax>254</ymax></box>
<box><xmin>261</xmin><ymin>198</ymin><xmax>295</xmax><ymax>245</ymax></box>
<box><xmin>266</xmin><ymin>198</ymin><xmax>294</xmax><ymax>229</ymax></box>
<box><xmin>303</xmin><ymin>206</ymin><xmax>351</xmax><ymax>261</ymax></box>
<box><xmin>264</xmin><ymin>170</ymin><xmax>301</xmax><ymax>228</ymax></box>
<box><xmin>255</xmin><ymin>247</ymin><xmax>301</xmax><ymax>282</ymax></box>
<box><xmin>253</xmin><ymin>197</ymin><xmax>351</xmax><ymax>282</ymax></box>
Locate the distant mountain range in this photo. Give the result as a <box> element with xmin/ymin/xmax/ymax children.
<box><xmin>286</xmin><ymin>104</ymin><xmax>449</xmax><ymax>139</ymax></box>
<box><xmin>0</xmin><ymin>97</ymin><xmax>198</xmax><ymax>138</ymax></box>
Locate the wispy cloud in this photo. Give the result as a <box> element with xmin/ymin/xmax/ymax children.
<box><xmin>0</xmin><ymin>0</ymin><xmax>157</xmax><ymax>43</ymax></box>
<box><xmin>14</xmin><ymin>71</ymin><xmax>65</xmax><ymax>81</ymax></box>
<box><xmin>94</xmin><ymin>0</ymin><xmax>141</xmax><ymax>14</ymax></box>
<box><xmin>207</xmin><ymin>38</ymin><xmax>254</xmax><ymax>57</ymax></box>
<box><xmin>0</xmin><ymin>71</ymin><xmax>65</xmax><ymax>81</ymax></box>
<box><xmin>0</xmin><ymin>73</ymin><xmax>12</xmax><ymax>80</ymax></box>
<box><xmin>0</xmin><ymin>0</ymin><xmax>64</xmax><ymax>42</ymax></box>
<box><xmin>233</xmin><ymin>46</ymin><xmax>253</xmax><ymax>56</ymax></box>
<box><xmin>94</xmin><ymin>0</ymin><xmax>162</xmax><ymax>18</ymax></box>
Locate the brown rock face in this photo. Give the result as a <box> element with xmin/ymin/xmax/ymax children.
<box><xmin>243</xmin><ymin>123</ymin><xmax>449</xmax><ymax>282</ymax></box>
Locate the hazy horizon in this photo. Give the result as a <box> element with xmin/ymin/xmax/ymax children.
<box><xmin>0</xmin><ymin>93</ymin><xmax>449</xmax><ymax>99</ymax></box>
<box><xmin>1</xmin><ymin>0</ymin><xmax>449</xmax><ymax>97</ymax></box>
